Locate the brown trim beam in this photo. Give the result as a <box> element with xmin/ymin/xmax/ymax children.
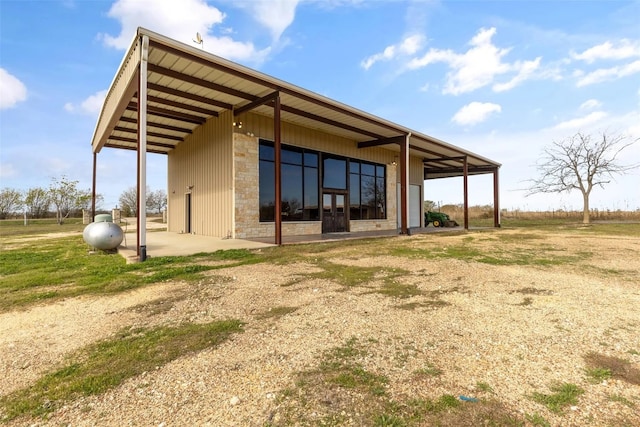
<box><xmin>424</xmin><ymin>156</ymin><xmax>466</xmax><ymax>163</ymax></box>
<box><xmin>126</xmin><ymin>102</ymin><xmax>206</xmax><ymax>125</ymax></box>
<box><xmin>148</xmin><ymin>63</ymin><xmax>256</xmax><ymax>101</ymax></box>
<box><xmin>493</xmin><ymin>167</ymin><xmax>501</xmax><ymax>228</ymax></box>
<box><xmin>114</xmin><ymin>126</ymin><xmax>183</xmax><ymax>141</ymax></box>
<box><xmin>358</xmin><ymin>135</ymin><xmax>405</xmax><ymax>148</ymax></box>
<box><xmin>273</xmin><ymin>102</ymin><xmax>383</xmax><ymax>140</ymax></box>
<box><xmin>463</xmin><ymin>156</ymin><xmax>469</xmax><ymax>230</ymax></box>
<box><xmin>274</xmin><ymin>94</ymin><xmax>282</xmax><ymax>246</ymax></box>
<box><xmin>148</xmin><ymin>82</ymin><xmax>233</xmax><ymax>110</ymax></box>
<box><xmin>234</xmin><ymin>91</ymin><xmax>279</xmax><ymax>116</ymax></box>
<box><xmin>108</xmin><ymin>135</ymin><xmax>177</xmax><ymax>150</ymax></box>
<box><xmin>105</xmin><ymin>143</ymin><xmax>167</xmax><ymax>155</ymax></box>
<box><xmin>119</xmin><ymin>116</ymin><xmax>193</xmax><ymax>134</ymax></box>
<box><xmin>424</xmin><ymin>166</ymin><xmax>496</xmax><ymax>177</ymax></box>
<box><xmin>147</xmin><ymin>95</ymin><xmax>219</xmax><ymax>117</ymax></box>
<box><xmin>400</xmin><ymin>134</ymin><xmax>410</xmax><ymax>234</ymax></box>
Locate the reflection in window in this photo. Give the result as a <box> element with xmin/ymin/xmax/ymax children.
<box><xmin>323</xmin><ymin>157</ymin><xmax>347</xmax><ymax>189</ymax></box>
<box><xmin>259</xmin><ymin>140</ymin><xmax>319</xmax><ymax>222</ymax></box>
<box><xmin>259</xmin><ymin>140</ymin><xmax>385</xmax><ymax>222</ymax></box>
<box><xmin>349</xmin><ymin>160</ymin><xmax>386</xmax><ymax>220</ymax></box>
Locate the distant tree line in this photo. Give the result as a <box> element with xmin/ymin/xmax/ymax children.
<box><xmin>0</xmin><ymin>176</ymin><xmax>99</xmax><ymax>224</ymax></box>
<box><xmin>0</xmin><ymin>176</ymin><xmax>167</xmax><ymax>224</ymax></box>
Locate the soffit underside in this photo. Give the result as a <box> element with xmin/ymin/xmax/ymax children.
<box><xmin>98</xmin><ymin>31</ymin><xmax>500</xmax><ymax>178</ymax></box>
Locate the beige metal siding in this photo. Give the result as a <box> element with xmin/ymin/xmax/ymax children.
<box><xmin>237</xmin><ymin>112</ymin><xmax>398</xmax><ymax>165</ymax></box>
<box><xmin>167</xmin><ymin>110</ymin><xmax>234</xmax><ymax>237</ymax></box>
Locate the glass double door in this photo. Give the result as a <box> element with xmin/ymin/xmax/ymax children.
<box><xmin>322</xmin><ymin>192</ymin><xmax>346</xmax><ymax>233</ymax></box>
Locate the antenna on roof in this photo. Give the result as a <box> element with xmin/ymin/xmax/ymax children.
<box><xmin>193</xmin><ymin>32</ymin><xmax>204</xmax><ymax>50</ymax></box>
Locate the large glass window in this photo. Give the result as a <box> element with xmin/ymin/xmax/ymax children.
<box><xmin>259</xmin><ymin>140</ymin><xmax>319</xmax><ymax>222</ymax></box>
<box><xmin>323</xmin><ymin>157</ymin><xmax>347</xmax><ymax>189</ymax></box>
<box><xmin>259</xmin><ymin>140</ymin><xmax>385</xmax><ymax>222</ymax></box>
<box><xmin>349</xmin><ymin>160</ymin><xmax>386</xmax><ymax>220</ymax></box>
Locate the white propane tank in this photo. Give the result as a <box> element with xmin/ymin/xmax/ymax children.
<box><xmin>83</xmin><ymin>221</ymin><xmax>124</xmax><ymax>250</ymax></box>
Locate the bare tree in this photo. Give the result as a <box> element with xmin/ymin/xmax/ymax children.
<box><xmin>527</xmin><ymin>131</ymin><xmax>638</xmax><ymax>224</ymax></box>
<box><xmin>49</xmin><ymin>176</ymin><xmax>90</xmax><ymax>224</ymax></box>
<box><xmin>120</xmin><ymin>186</ymin><xmax>161</xmax><ymax>216</ymax></box>
<box><xmin>423</xmin><ymin>200</ymin><xmax>437</xmax><ymax>213</ymax></box>
<box><xmin>119</xmin><ymin>186</ymin><xmax>139</xmax><ymax>217</ymax></box>
<box><xmin>0</xmin><ymin>188</ymin><xmax>23</xmax><ymax>219</ymax></box>
<box><xmin>146</xmin><ymin>189</ymin><xmax>167</xmax><ymax>214</ymax></box>
<box><xmin>24</xmin><ymin>187</ymin><xmax>50</xmax><ymax>218</ymax></box>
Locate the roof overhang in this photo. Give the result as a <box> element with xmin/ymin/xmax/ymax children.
<box><xmin>90</xmin><ymin>27</ymin><xmax>501</xmax><ymax>178</ymax></box>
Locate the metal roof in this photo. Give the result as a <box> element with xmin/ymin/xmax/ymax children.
<box><xmin>91</xmin><ymin>27</ymin><xmax>500</xmax><ymax>179</ymax></box>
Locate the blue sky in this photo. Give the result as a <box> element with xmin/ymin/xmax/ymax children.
<box><xmin>1</xmin><ymin>0</ymin><xmax>639</xmax><ymax>212</ymax></box>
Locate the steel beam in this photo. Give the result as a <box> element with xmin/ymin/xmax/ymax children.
<box><xmin>274</xmin><ymin>94</ymin><xmax>282</xmax><ymax>246</ymax></box>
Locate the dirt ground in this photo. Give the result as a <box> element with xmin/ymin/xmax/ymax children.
<box><xmin>1</xmin><ymin>228</ymin><xmax>639</xmax><ymax>426</ymax></box>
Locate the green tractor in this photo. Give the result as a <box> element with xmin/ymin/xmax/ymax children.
<box><xmin>425</xmin><ymin>211</ymin><xmax>459</xmax><ymax>228</ymax></box>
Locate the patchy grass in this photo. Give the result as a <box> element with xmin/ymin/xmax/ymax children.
<box><xmin>585</xmin><ymin>367</ymin><xmax>612</xmax><ymax>383</ymax></box>
<box><xmin>374</xmin><ymin>282</ymin><xmax>423</xmax><ymax>299</ymax></box>
<box><xmin>476</xmin><ymin>381</ymin><xmax>494</xmax><ymax>393</ymax></box>
<box><xmin>387</xmin><ymin>242</ymin><xmax>582</xmax><ymax>267</ymax></box>
<box><xmin>530</xmin><ymin>382</ymin><xmax>584</xmax><ymax>413</ymax></box>
<box><xmin>608</xmin><ymin>394</ymin><xmax>636</xmax><ymax>408</ymax></box>
<box><xmin>0</xmin><ymin>320</ymin><xmax>243</xmax><ymax>422</ymax></box>
<box><xmin>269</xmin><ymin>338</ymin><xmax>528</xmax><ymax>426</ymax></box>
<box><xmin>584</xmin><ymin>352</ymin><xmax>640</xmax><ymax>385</ymax></box>
<box><xmin>307</xmin><ymin>261</ymin><xmax>408</xmax><ymax>289</ymax></box>
<box><xmin>0</xmin><ymin>237</ymin><xmax>261</xmax><ymax>312</ymax></box>
<box><xmin>525</xmin><ymin>412</ymin><xmax>551</xmax><ymax>427</ymax></box>
<box><xmin>413</xmin><ymin>363</ymin><xmax>442</xmax><ymax>378</ymax></box>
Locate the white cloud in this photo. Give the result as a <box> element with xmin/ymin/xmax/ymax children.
<box><xmin>493</xmin><ymin>57</ymin><xmax>541</xmax><ymax>92</ymax></box>
<box><xmin>575</xmin><ymin>60</ymin><xmax>640</xmax><ymax>87</ymax></box>
<box><xmin>571</xmin><ymin>39</ymin><xmax>640</xmax><ymax>63</ymax></box>
<box><xmin>406</xmin><ymin>27</ymin><xmax>541</xmax><ymax>95</ymax></box>
<box><xmin>0</xmin><ymin>68</ymin><xmax>27</xmax><ymax>110</ymax></box>
<box><xmin>100</xmin><ymin>0</ymin><xmax>271</xmax><ymax>63</ymax></box>
<box><xmin>244</xmin><ymin>0</ymin><xmax>300</xmax><ymax>41</ymax></box>
<box><xmin>361</xmin><ymin>34</ymin><xmax>425</xmax><ymax>70</ymax></box>
<box><xmin>551</xmin><ymin>111</ymin><xmax>608</xmax><ymax>131</ymax></box>
<box><xmin>0</xmin><ymin>163</ymin><xmax>17</xmax><ymax>178</ymax></box>
<box><xmin>81</xmin><ymin>90</ymin><xmax>108</xmax><ymax>114</ymax></box>
<box><xmin>451</xmin><ymin>101</ymin><xmax>501</xmax><ymax>126</ymax></box>
<box><xmin>579</xmin><ymin>99</ymin><xmax>602</xmax><ymax>110</ymax></box>
<box><xmin>101</xmin><ymin>0</ymin><xmax>224</xmax><ymax>49</ymax></box>
<box><xmin>65</xmin><ymin>89</ymin><xmax>108</xmax><ymax>116</ymax></box>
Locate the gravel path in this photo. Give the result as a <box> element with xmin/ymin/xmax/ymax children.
<box><xmin>1</xmin><ymin>229</ymin><xmax>639</xmax><ymax>426</ymax></box>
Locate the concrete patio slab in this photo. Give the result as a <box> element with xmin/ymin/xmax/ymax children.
<box><xmin>118</xmin><ymin>231</ymin><xmax>274</xmax><ymax>262</ymax></box>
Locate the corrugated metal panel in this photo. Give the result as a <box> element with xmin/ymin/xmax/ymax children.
<box><xmin>240</xmin><ymin>112</ymin><xmax>396</xmax><ymax>165</ymax></box>
<box><xmin>167</xmin><ymin>110</ymin><xmax>233</xmax><ymax>237</ymax></box>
